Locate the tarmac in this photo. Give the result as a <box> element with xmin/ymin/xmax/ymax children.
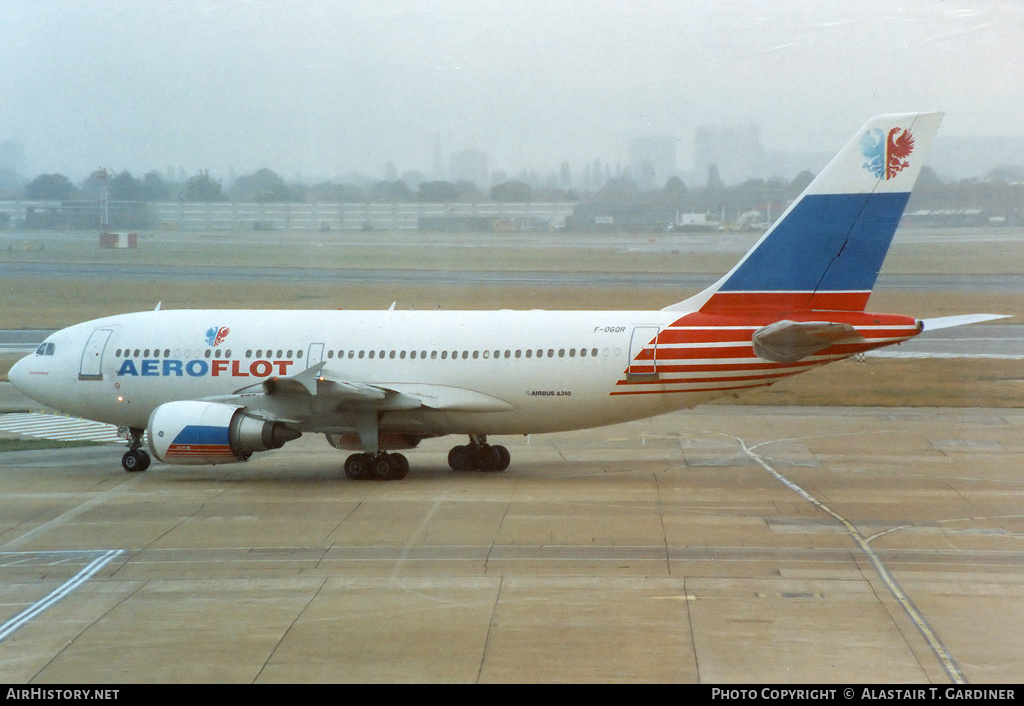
<box><xmin>0</xmin><ymin>395</ymin><xmax>1021</xmax><ymax>683</ymax></box>
<box><xmin>0</xmin><ymin>226</ymin><xmax>1021</xmax><ymax>683</ymax></box>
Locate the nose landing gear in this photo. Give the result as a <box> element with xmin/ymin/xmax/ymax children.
<box><xmin>121</xmin><ymin>427</ymin><xmax>151</xmax><ymax>472</ymax></box>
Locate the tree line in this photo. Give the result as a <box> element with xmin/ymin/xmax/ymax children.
<box><xmin>11</xmin><ymin>164</ymin><xmax>1024</xmax><ymax>224</ymax></box>
<box><xmin>16</xmin><ymin>168</ymin><xmax>578</xmax><ymax>204</ymax></box>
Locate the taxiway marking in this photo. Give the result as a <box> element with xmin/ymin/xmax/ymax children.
<box><xmin>0</xmin><ymin>550</ymin><xmax>123</xmax><ymax>643</ymax></box>
<box><xmin>737</xmin><ymin>434</ymin><xmax>967</xmax><ymax>685</ymax></box>
<box><xmin>0</xmin><ymin>413</ymin><xmax>123</xmax><ymax>443</ymax></box>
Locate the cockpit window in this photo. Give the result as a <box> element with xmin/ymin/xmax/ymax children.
<box><xmin>35</xmin><ymin>343</ymin><xmax>56</xmax><ymax>356</ymax></box>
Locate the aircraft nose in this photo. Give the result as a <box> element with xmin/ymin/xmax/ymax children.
<box><xmin>7</xmin><ymin>355</ymin><xmax>31</xmax><ymax>395</ymax></box>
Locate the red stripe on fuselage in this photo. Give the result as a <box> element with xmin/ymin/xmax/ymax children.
<box><xmin>655</xmin><ymin>324</ymin><xmax>918</xmax><ymax>345</ymax></box>
<box><xmin>666</xmin><ymin>309</ymin><xmax>921</xmax><ymax>331</ymax></box>
<box><xmin>650</xmin><ymin>335</ymin><xmax>916</xmax><ymax>362</ymax></box>
<box><xmin>611</xmin><ymin>308</ymin><xmax>922</xmax><ymax>395</ymax></box>
<box><xmin>699</xmin><ymin>291</ymin><xmax>872</xmax><ymax>312</ymax></box>
<box><xmin>609</xmin><ymin>380</ymin><xmax>793</xmax><ymax>396</ymax></box>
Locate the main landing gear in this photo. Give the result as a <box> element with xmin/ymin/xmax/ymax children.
<box><xmin>344</xmin><ymin>451</ymin><xmax>410</xmax><ymax>481</ymax></box>
<box><xmin>447</xmin><ymin>436</ymin><xmax>510</xmax><ymax>472</ymax></box>
<box><xmin>122</xmin><ymin>427</ymin><xmax>151</xmax><ymax>473</ymax></box>
<box><xmin>340</xmin><ymin>413</ymin><xmax>510</xmax><ymax>479</ymax></box>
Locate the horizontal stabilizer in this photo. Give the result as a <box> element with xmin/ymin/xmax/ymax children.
<box><xmin>752</xmin><ymin>320</ymin><xmax>865</xmax><ymax>364</ymax></box>
<box><xmin>918</xmin><ymin>314</ymin><xmax>1010</xmax><ymax>331</ymax></box>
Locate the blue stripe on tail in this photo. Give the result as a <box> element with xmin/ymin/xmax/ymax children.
<box><xmin>719</xmin><ymin>192</ymin><xmax>910</xmax><ymax>293</ymax></box>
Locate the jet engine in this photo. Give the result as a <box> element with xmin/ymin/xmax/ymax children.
<box><xmin>147</xmin><ymin>400</ymin><xmax>301</xmax><ymax>465</ymax></box>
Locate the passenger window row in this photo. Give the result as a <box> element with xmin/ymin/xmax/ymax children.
<box><xmin>112</xmin><ymin>346</ymin><xmax>601</xmax><ymax>361</ymax></box>
<box><xmin>116</xmin><ymin>348</ymin><xmax>173</xmax><ymax>358</ymax></box>
<box><xmin>245</xmin><ymin>349</ymin><xmax>301</xmax><ymax>359</ymax></box>
<box><xmin>321</xmin><ymin>347</ymin><xmax>600</xmax><ymax>360</ymax></box>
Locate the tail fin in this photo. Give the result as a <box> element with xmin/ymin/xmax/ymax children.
<box><xmin>665</xmin><ymin>112</ymin><xmax>943</xmax><ymax>313</ymax></box>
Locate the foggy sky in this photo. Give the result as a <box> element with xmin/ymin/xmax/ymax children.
<box><xmin>2</xmin><ymin>0</ymin><xmax>1022</xmax><ymax>182</ymax></box>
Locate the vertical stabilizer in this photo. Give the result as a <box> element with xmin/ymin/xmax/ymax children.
<box><xmin>665</xmin><ymin>112</ymin><xmax>943</xmax><ymax>313</ymax></box>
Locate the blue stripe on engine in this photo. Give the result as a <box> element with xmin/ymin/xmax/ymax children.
<box><xmin>172</xmin><ymin>425</ymin><xmax>230</xmax><ymax>446</ymax></box>
<box><xmin>720</xmin><ymin>192</ymin><xmax>911</xmax><ymax>292</ymax></box>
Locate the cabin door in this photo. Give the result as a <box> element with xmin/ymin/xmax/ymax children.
<box><xmin>307</xmin><ymin>343</ymin><xmax>325</xmax><ymax>368</ymax></box>
<box><xmin>627</xmin><ymin>326</ymin><xmax>660</xmax><ymax>377</ymax></box>
<box><xmin>79</xmin><ymin>328</ymin><xmax>114</xmax><ymax>381</ymax></box>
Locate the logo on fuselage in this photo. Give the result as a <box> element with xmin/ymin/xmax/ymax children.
<box><xmin>861</xmin><ymin>126</ymin><xmax>915</xmax><ymax>180</ymax></box>
<box><xmin>205</xmin><ymin>326</ymin><xmax>230</xmax><ymax>347</ymax></box>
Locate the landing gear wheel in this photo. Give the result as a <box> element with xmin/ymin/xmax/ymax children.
<box><xmin>390</xmin><ymin>453</ymin><xmax>409</xmax><ymax>480</ymax></box>
<box><xmin>122</xmin><ymin>427</ymin><xmax>149</xmax><ymax>472</ymax></box>
<box><xmin>344</xmin><ymin>453</ymin><xmax>371</xmax><ymax>480</ymax></box>
<box><xmin>448</xmin><ymin>441</ymin><xmax>511</xmax><ymax>472</ymax></box>
<box><xmin>370</xmin><ymin>453</ymin><xmax>393</xmax><ymax>480</ymax></box>
<box><xmin>122</xmin><ymin>449</ymin><xmax>150</xmax><ymax>473</ymax></box>
<box><xmin>345</xmin><ymin>452</ymin><xmax>409</xmax><ymax>480</ymax></box>
<box><xmin>475</xmin><ymin>445</ymin><xmax>501</xmax><ymax>472</ymax></box>
<box><xmin>448</xmin><ymin>445</ymin><xmax>472</xmax><ymax>472</ymax></box>
<box><xmin>494</xmin><ymin>445</ymin><xmax>511</xmax><ymax>471</ymax></box>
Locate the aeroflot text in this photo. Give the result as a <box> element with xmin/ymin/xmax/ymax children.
<box><xmin>117</xmin><ymin>359</ymin><xmax>294</xmax><ymax>378</ymax></box>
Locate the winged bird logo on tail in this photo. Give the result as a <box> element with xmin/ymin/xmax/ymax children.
<box><xmin>861</xmin><ymin>126</ymin><xmax>915</xmax><ymax>180</ymax></box>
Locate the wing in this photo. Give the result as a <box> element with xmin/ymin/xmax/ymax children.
<box><xmin>203</xmin><ymin>362</ymin><xmax>515</xmax><ymax>427</ymax></box>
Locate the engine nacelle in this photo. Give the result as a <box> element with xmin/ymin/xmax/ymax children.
<box><xmin>147</xmin><ymin>400</ymin><xmax>301</xmax><ymax>465</ymax></box>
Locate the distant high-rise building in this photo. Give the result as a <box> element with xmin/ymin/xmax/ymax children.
<box><xmin>432</xmin><ymin>135</ymin><xmax>446</xmax><ymax>180</ymax></box>
<box><xmin>628</xmin><ymin>136</ymin><xmax>676</xmax><ymax>190</ymax></box>
<box><xmin>559</xmin><ymin>161</ymin><xmax>572</xmax><ymax>189</ymax></box>
<box><xmin>694</xmin><ymin>124</ymin><xmax>765</xmax><ymax>185</ymax></box>
<box><xmin>449</xmin><ymin>148</ymin><xmax>488</xmax><ymax>188</ymax></box>
<box><xmin>583</xmin><ymin>159</ymin><xmax>606</xmax><ymax>190</ymax></box>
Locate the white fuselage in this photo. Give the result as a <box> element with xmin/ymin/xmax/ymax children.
<box><xmin>10</xmin><ymin>308</ymin><xmax>713</xmax><ymax>439</ymax></box>
<box><xmin>3</xmin><ymin>113</ymin><xmax>953</xmax><ymax>471</ymax></box>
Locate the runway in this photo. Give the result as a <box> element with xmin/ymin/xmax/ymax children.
<box><xmin>0</xmin><ymin>404</ymin><xmax>1021</xmax><ymax>683</ymax></box>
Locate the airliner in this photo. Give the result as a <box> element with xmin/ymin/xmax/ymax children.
<box><xmin>7</xmin><ymin>112</ymin><xmax>1004</xmax><ymax>480</ymax></box>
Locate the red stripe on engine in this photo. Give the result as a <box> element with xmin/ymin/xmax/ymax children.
<box><xmin>167</xmin><ymin>444</ymin><xmax>235</xmax><ymax>457</ymax></box>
